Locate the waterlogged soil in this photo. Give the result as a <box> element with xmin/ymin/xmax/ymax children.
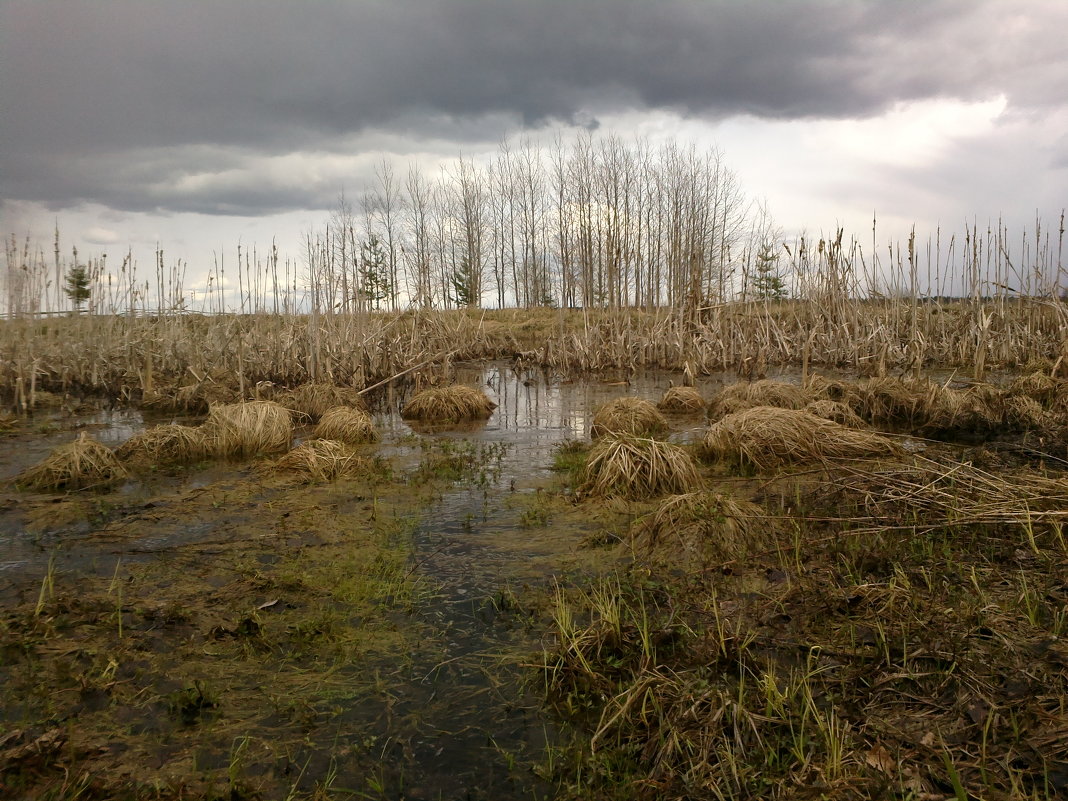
<box><xmin>0</xmin><ymin>363</ymin><xmax>710</xmax><ymax>800</ymax></box>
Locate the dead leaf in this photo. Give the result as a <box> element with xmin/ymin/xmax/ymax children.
<box><xmin>865</xmin><ymin>743</ymin><xmax>896</xmax><ymax>773</ymax></box>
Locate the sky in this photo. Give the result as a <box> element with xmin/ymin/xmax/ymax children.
<box><xmin>2</xmin><ymin>0</ymin><xmax>1066</xmax><ymax>306</ymax></box>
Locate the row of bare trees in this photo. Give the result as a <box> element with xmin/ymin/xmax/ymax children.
<box><xmin>303</xmin><ymin>134</ymin><xmax>755</xmax><ymax>315</ymax></box>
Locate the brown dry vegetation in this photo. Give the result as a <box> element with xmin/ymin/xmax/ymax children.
<box><xmin>401</xmin><ymin>384</ymin><xmax>496</xmax><ymax>423</ymax></box>
<box><xmin>272</xmin><ymin>439</ymin><xmax>369</xmax><ymax>482</ymax></box>
<box><xmin>313</xmin><ymin>405</ymin><xmax>378</xmax><ymax>445</ymax></box>
<box><xmin>281</xmin><ymin>382</ymin><xmax>367</xmax><ymax>421</ymax></box>
<box><xmin>591</xmin><ymin>397</ymin><xmax>669</xmax><ymax>439</ymax></box>
<box><xmin>3</xmin><ymin>299</ymin><xmax>1068</xmax><ymax>411</ymax></box>
<box><xmin>579</xmin><ymin>434</ymin><xmax>701</xmax><ymax>500</ymax></box>
<box><xmin>202</xmin><ymin>401</ymin><xmax>293</xmax><ymax>459</ymax></box>
<box><xmin>15</xmin><ymin>432</ymin><xmax>129</xmax><ymax>491</ymax></box>
<box><xmin>656</xmin><ymin>385</ymin><xmax>706</xmax><ymax>413</ymax></box>
<box><xmin>114</xmin><ymin>423</ymin><xmax>211</xmax><ymax>467</ymax></box>
<box><xmin>701</xmin><ymin>406</ymin><xmax>901</xmax><ymax>471</ymax></box>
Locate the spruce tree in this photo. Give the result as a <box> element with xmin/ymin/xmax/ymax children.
<box><xmin>64</xmin><ymin>264</ymin><xmax>91</xmax><ymax>311</ymax></box>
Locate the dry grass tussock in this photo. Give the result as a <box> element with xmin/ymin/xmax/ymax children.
<box><xmin>632</xmin><ymin>491</ymin><xmax>777</xmax><ymax>565</ymax></box>
<box><xmin>579</xmin><ymin>434</ymin><xmax>701</xmax><ymax>500</ymax></box>
<box><xmin>115</xmin><ymin>423</ymin><xmax>211</xmax><ymax>466</ymax></box>
<box><xmin>203</xmin><ymin>401</ymin><xmax>293</xmax><ymax>459</ymax></box>
<box><xmin>591</xmin><ymin>397</ymin><xmax>668</xmax><ymax>438</ymax></box>
<box><xmin>707</xmin><ymin>379</ymin><xmax>812</xmax><ymax>421</ymax></box>
<box><xmin>313</xmin><ymin>406</ymin><xmax>377</xmax><ymax>445</ymax></box>
<box><xmin>282</xmin><ymin>382</ymin><xmax>366</xmax><ymax>421</ymax></box>
<box><xmin>142</xmin><ymin>380</ymin><xmax>239</xmax><ymax>414</ymax></box>
<box><xmin>401</xmin><ymin>384</ymin><xmax>496</xmax><ymax>423</ymax></box>
<box><xmin>803</xmin><ymin>399</ymin><xmax>867</xmax><ymax>428</ymax></box>
<box><xmin>702</xmin><ymin>406</ymin><xmax>900</xmax><ymax>471</ymax></box>
<box><xmin>656</xmin><ymin>385</ymin><xmax>706</xmax><ymax>413</ymax></box>
<box><xmin>16</xmin><ymin>432</ymin><xmax>129</xmax><ymax>491</ymax></box>
<box><xmin>272</xmin><ymin>439</ymin><xmax>368</xmax><ymax>482</ymax></box>
<box><xmin>846</xmin><ymin>376</ymin><xmax>1061</xmax><ymax>436</ymax></box>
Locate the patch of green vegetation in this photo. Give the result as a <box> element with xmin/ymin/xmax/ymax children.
<box><xmin>409</xmin><ymin>437</ymin><xmax>510</xmax><ymax>486</ymax></box>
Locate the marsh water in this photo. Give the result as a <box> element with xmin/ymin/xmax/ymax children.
<box><xmin>0</xmin><ymin>363</ymin><xmax>750</xmax><ymax>798</ymax></box>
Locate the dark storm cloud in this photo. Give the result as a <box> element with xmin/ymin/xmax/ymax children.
<box><xmin>2</xmin><ymin>0</ymin><xmax>1065</xmax><ymax>214</ymax></box>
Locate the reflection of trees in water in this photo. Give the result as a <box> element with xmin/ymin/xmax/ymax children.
<box><xmin>465</xmin><ymin>364</ymin><xmax>676</xmax><ymax>440</ymax></box>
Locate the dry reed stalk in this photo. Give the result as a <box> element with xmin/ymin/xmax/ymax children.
<box><xmin>656</xmin><ymin>386</ymin><xmax>706</xmax><ymax>413</ymax></box>
<box><xmin>818</xmin><ymin>456</ymin><xmax>1068</xmax><ymax>530</ymax></box>
<box><xmin>579</xmin><ymin>434</ymin><xmax>702</xmax><ymax>500</ymax></box>
<box><xmin>313</xmin><ymin>406</ymin><xmax>378</xmax><ymax>445</ymax></box>
<box><xmin>115</xmin><ymin>423</ymin><xmax>210</xmax><ymax>466</ymax></box>
<box><xmin>282</xmin><ymin>382</ymin><xmax>367</xmax><ymax>421</ymax></box>
<box><xmin>203</xmin><ymin>401</ymin><xmax>293</xmax><ymax>459</ymax></box>
<box><xmin>702</xmin><ymin>406</ymin><xmax>900</xmax><ymax>471</ymax></box>
<box><xmin>272</xmin><ymin>439</ymin><xmax>367</xmax><ymax>482</ymax></box>
<box><xmin>707</xmin><ymin>379</ymin><xmax>812</xmax><ymax>421</ymax></box>
<box><xmin>16</xmin><ymin>432</ymin><xmax>129</xmax><ymax>491</ymax></box>
<box><xmin>632</xmin><ymin>491</ymin><xmax>776</xmax><ymax>564</ymax></box>
<box><xmin>400</xmin><ymin>384</ymin><xmax>496</xmax><ymax>423</ymax></box>
<box><xmin>803</xmin><ymin>399</ymin><xmax>867</xmax><ymax>428</ymax></box>
<box><xmin>591</xmin><ymin>397</ymin><xmax>669</xmax><ymax>439</ymax></box>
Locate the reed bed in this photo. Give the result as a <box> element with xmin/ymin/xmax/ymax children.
<box><xmin>632</xmin><ymin>491</ymin><xmax>776</xmax><ymax>564</ymax></box>
<box><xmin>656</xmin><ymin>385</ymin><xmax>706</xmax><ymax>413</ymax></box>
<box><xmin>272</xmin><ymin>439</ymin><xmax>367</xmax><ymax>482</ymax></box>
<box><xmin>15</xmin><ymin>432</ymin><xmax>128</xmax><ymax>491</ymax></box>
<box><xmin>202</xmin><ymin>401</ymin><xmax>293</xmax><ymax>459</ymax></box>
<box><xmin>702</xmin><ymin>406</ymin><xmax>900</xmax><ymax>471</ymax></box>
<box><xmin>282</xmin><ymin>382</ymin><xmax>367</xmax><ymax>421</ymax></box>
<box><xmin>313</xmin><ymin>406</ymin><xmax>378</xmax><ymax>445</ymax></box>
<box><xmin>401</xmin><ymin>384</ymin><xmax>496</xmax><ymax>423</ymax></box>
<box><xmin>4</xmin><ymin>295</ymin><xmax>1068</xmax><ymax>410</ymax></box>
<box><xmin>115</xmin><ymin>423</ymin><xmax>211</xmax><ymax>466</ymax></box>
<box><xmin>579</xmin><ymin>434</ymin><xmax>701</xmax><ymax>500</ymax></box>
<box><xmin>590</xmin><ymin>397</ymin><xmax>668</xmax><ymax>438</ymax></box>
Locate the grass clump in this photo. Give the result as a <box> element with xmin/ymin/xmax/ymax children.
<box><xmin>632</xmin><ymin>491</ymin><xmax>777</xmax><ymax>565</ymax></box>
<box><xmin>707</xmin><ymin>379</ymin><xmax>811</xmax><ymax>421</ymax></box>
<box><xmin>272</xmin><ymin>439</ymin><xmax>368</xmax><ymax>482</ymax></box>
<box><xmin>803</xmin><ymin>398</ymin><xmax>867</xmax><ymax>428</ymax></box>
<box><xmin>203</xmin><ymin>400</ymin><xmax>293</xmax><ymax>459</ymax></box>
<box><xmin>579</xmin><ymin>434</ymin><xmax>701</xmax><ymax>500</ymax></box>
<box><xmin>591</xmin><ymin>397</ymin><xmax>668</xmax><ymax>439</ymax></box>
<box><xmin>401</xmin><ymin>384</ymin><xmax>496</xmax><ymax>424</ymax></box>
<box><xmin>283</xmin><ymin>382</ymin><xmax>367</xmax><ymax>421</ymax></box>
<box><xmin>656</xmin><ymin>385</ymin><xmax>706</xmax><ymax>413</ymax></box>
<box><xmin>16</xmin><ymin>432</ymin><xmax>129</xmax><ymax>491</ymax></box>
<box><xmin>702</xmin><ymin>406</ymin><xmax>900</xmax><ymax>471</ymax></box>
<box><xmin>313</xmin><ymin>406</ymin><xmax>378</xmax><ymax>445</ymax></box>
<box><xmin>115</xmin><ymin>423</ymin><xmax>211</xmax><ymax>467</ymax></box>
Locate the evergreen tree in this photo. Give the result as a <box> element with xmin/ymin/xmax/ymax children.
<box><xmin>449</xmin><ymin>256</ymin><xmax>478</xmax><ymax>308</ymax></box>
<box><xmin>358</xmin><ymin>235</ymin><xmax>393</xmax><ymax>310</ymax></box>
<box><xmin>64</xmin><ymin>264</ymin><xmax>91</xmax><ymax>311</ymax></box>
<box><xmin>751</xmin><ymin>241</ymin><xmax>787</xmax><ymax>301</ymax></box>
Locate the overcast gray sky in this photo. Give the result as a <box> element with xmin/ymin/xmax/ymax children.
<box><xmin>2</xmin><ymin>0</ymin><xmax>1065</xmax><ymax>292</ymax></box>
